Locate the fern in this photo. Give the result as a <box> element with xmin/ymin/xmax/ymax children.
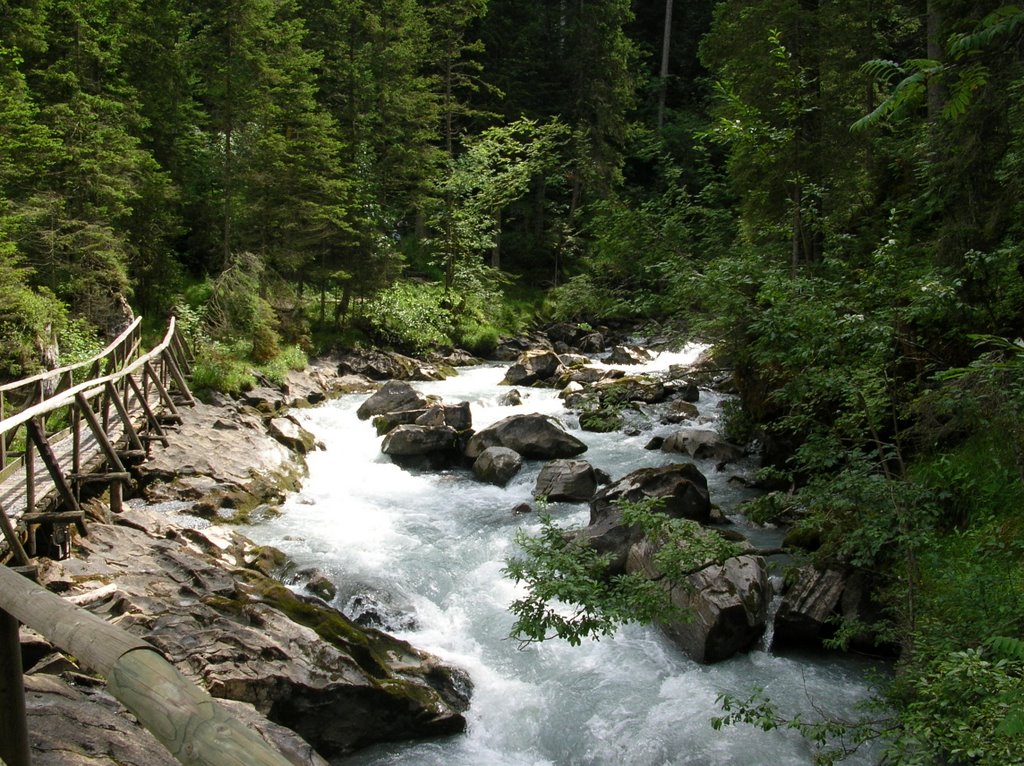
<box><xmin>948</xmin><ymin>5</ymin><xmax>1024</xmax><ymax>58</ymax></box>
<box><xmin>943</xmin><ymin>63</ymin><xmax>991</xmax><ymax>119</ymax></box>
<box><xmin>851</xmin><ymin>59</ymin><xmax>939</xmax><ymax>132</ymax></box>
<box><xmin>988</xmin><ymin>637</ymin><xmax>1024</xmax><ymax>736</ymax></box>
<box><xmin>989</xmin><ymin>635</ymin><xmax>1024</xmax><ymax>661</ymax></box>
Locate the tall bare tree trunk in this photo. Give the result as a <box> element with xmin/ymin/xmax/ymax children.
<box><xmin>657</xmin><ymin>0</ymin><xmax>674</xmax><ymax>133</ymax></box>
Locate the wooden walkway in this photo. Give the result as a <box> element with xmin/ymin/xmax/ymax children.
<box><xmin>0</xmin><ymin>317</ymin><xmax>195</xmax><ymax>564</ymax></box>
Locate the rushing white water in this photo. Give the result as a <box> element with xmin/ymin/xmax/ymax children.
<box><xmin>242</xmin><ymin>346</ymin><xmax>884</xmax><ymax>766</ymax></box>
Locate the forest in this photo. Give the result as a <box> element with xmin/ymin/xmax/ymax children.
<box><xmin>2</xmin><ymin>0</ymin><xmax>1024</xmax><ymax>762</ymax></box>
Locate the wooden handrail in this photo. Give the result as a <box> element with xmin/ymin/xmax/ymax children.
<box><xmin>0</xmin><ymin>566</ymin><xmax>293</xmax><ymax>766</ymax></box>
<box><xmin>0</xmin><ymin>318</ymin><xmax>180</xmax><ymax>440</ymax></box>
<box><xmin>0</xmin><ymin>317</ymin><xmax>143</xmax><ymax>395</ymax></box>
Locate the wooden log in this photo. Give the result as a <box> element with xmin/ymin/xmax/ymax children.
<box><xmin>21</xmin><ymin>511</ymin><xmax>85</xmax><ymax>525</ymax></box>
<box><xmin>0</xmin><ymin>566</ymin><xmax>293</xmax><ymax>766</ymax></box>
<box><xmin>75</xmin><ymin>393</ymin><xmax>127</xmax><ymax>474</ymax></box>
<box><xmin>163</xmin><ymin>351</ymin><xmax>196</xmax><ymax>407</ymax></box>
<box><xmin>0</xmin><ymin>607</ymin><xmax>31</xmax><ymax>766</ymax></box>
<box><xmin>105</xmin><ymin>382</ymin><xmax>146</xmax><ymax>454</ymax></box>
<box><xmin>144</xmin><ymin>361</ymin><xmax>181</xmax><ymax>420</ymax></box>
<box><xmin>26</xmin><ymin>420</ymin><xmax>81</xmax><ymax>518</ymax></box>
<box><xmin>110</xmin><ymin>650</ymin><xmax>295</xmax><ymax>766</ymax></box>
<box><xmin>0</xmin><ymin>502</ymin><xmax>30</xmax><ymax>567</ymax></box>
<box><xmin>110</xmin><ymin>478</ymin><xmax>123</xmax><ymax>514</ymax></box>
<box><xmin>125</xmin><ymin>375</ymin><xmax>169</xmax><ymax>446</ymax></box>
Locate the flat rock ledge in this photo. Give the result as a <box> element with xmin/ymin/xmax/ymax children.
<box><xmin>20</xmin><ymin>356</ymin><xmax>472</xmax><ymax>764</ymax></box>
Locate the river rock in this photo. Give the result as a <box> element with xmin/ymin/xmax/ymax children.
<box><xmin>465</xmin><ymin>414</ymin><xmax>587</xmax><ymax>460</ymax></box>
<box><xmin>605</xmin><ymin>345</ymin><xmax>655</xmax><ymax>365</ymax></box>
<box><xmin>373</xmin><ymin>408</ymin><xmax>428</xmax><ymax>435</ymax></box>
<box><xmin>356</xmin><ymin>380</ymin><xmax>429</xmax><ymax>420</ymax></box>
<box><xmin>660</xmin><ymin>428</ymin><xmax>744</xmax><ymax>464</ymax></box>
<box><xmin>558</xmin><ymin>353</ymin><xmax>590</xmax><ymax>368</ymax></box>
<box><xmin>628</xmin><ymin>543</ymin><xmax>769</xmax><ymax>663</ymax></box>
<box><xmin>665</xmin><ymin>378</ymin><xmax>700</xmax><ymax>403</ymax></box>
<box><xmin>269</xmin><ymin>416</ymin><xmax>318</xmax><ymax>454</ymax></box>
<box><xmin>578</xmin><ymin>332</ymin><xmax>605</xmax><ymax>353</ymax></box>
<box><xmin>337</xmin><ymin>349</ymin><xmax>454</xmax><ymax>381</ymax></box>
<box><xmin>661</xmin><ymin>400</ymin><xmax>700</xmax><ymax>424</ymax></box>
<box><xmin>46</xmin><ymin>513</ymin><xmax>471</xmax><ymax>759</ymax></box>
<box><xmin>243</xmin><ymin>385</ymin><xmax>290</xmax><ymax>415</ymax></box>
<box><xmin>441</xmin><ymin>401</ymin><xmax>473</xmax><ymax>431</ymax></box>
<box><xmin>497</xmin><ymin>389</ymin><xmax>523</xmax><ymax>406</ymax></box>
<box><xmin>473</xmin><ymin>446</ymin><xmax>524</xmax><ymax>486</ymax></box>
<box><xmin>593</xmin><ymin>375</ymin><xmax>667</xmax><ymax>404</ymax></box>
<box><xmin>137</xmin><ymin>402</ymin><xmax>301</xmax><ymax>510</ymax></box>
<box><xmin>501</xmin><ymin>350</ymin><xmax>567</xmax><ymax>387</ymax></box>
<box><xmin>582</xmin><ymin>463</ymin><xmax>711</xmax><ymax>572</ymax></box>
<box><xmin>24</xmin><ymin>673</ymin><xmax>182</xmax><ymax>766</ymax></box>
<box><xmin>493</xmin><ymin>332</ymin><xmax>554</xmax><ymax>361</ymax></box>
<box><xmin>533</xmin><ymin>459</ymin><xmax>597</xmax><ymax>502</ymax></box>
<box><xmin>382</xmin><ymin>424</ymin><xmax>458</xmax><ymax>459</ymax></box>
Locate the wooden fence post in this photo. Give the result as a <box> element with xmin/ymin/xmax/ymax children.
<box><xmin>0</xmin><ymin>607</ymin><xmax>31</xmax><ymax>766</ymax></box>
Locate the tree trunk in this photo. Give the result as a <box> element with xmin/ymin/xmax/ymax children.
<box><xmin>657</xmin><ymin>0</ymin><xmax>674</xmax><ymax>133</ymax></box>
<box><xmin>491</xmin><ymin>208</ymin><xmax>502</xmax><ymax>269</ymax></box>
<box><xmin>926</xmin><ymin>0</ymin><xmax>944</xmax><ymax>120</ymax></box>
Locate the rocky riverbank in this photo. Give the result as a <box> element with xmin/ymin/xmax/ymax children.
<box><xmin>19</xmin><ymin>354</ymin><xmax>471</xmax><ymax>765</ymax></box>
<box><xmin>16</xmin><ymin>329</ymin><xmax>881</xmax><ymax>764</ymax></box>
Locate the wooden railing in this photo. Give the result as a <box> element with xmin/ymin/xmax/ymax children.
<box><xmin>0</xmin><ymin>316</ymin><xmax>195</xmax><ymax>564</ymax></box>
<box><xmin>0</xmin><ymin>316</ymin><xmax>296</xmax><ymax>766</ymax></box>
<box><xmin>0</xmin><ymin>317</ymin><xmax>144</xmax><ymax>468</ymax></box>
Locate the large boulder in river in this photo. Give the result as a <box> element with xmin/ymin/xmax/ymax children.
<box><xmin>465</xmin><ymin>414</ymin><xmax>587</xmax><ymax>460</ymax></box>
<box><xmin>606</xmin><ymin>345</ymin><xmax>655</xmax><ymax>366</ymax></box>
<box><xmin>582</xmin><ymin>463</ymin><xmax>711</xmax><ymax>572</ymax></box>
<box><xmin>382</xmin><ymin>425</ymin><xmax>461</xmax><ymax>469</ymax></box>
<box><xmin>501</xmin><ymin>350</ymin><xmax>567</xmax><ymax>387</ymax></box>
<box><xmin>357</xmin><ymin>380</ymin><xmax>430</xmax><ymax>420</ymax></box>
<box><xmin>628</xmin><ymin>541</ymin><xmax>769</xmax><ymax>663</ymax></box>
<box><xmin>382</xmin><ymin>424</ymin><xmax>458</xmax><ymax>456</ymax></box>
<box><xmin>473</xmin><ymin>446</ymin><xmax>524</xmax><ymax>486</ymax></box>
<box><xmin>533</xmin><ymin>459</ymin><xmax>597</xmax><ymax>502</ymax></box>
<box><xmin>338</xmin><ymin>349</ymin><xmax>454</xmax><ymax>381</ymax></box>
<box><xmin>660</xmin><ymin>428</ymin><xmax>745</xmax><ymax>465</ymax></box>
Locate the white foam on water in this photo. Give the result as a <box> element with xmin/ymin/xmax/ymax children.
<box><xmin>242</xmin><ymin>355</ymin><xmax>884</xmax><ymax>766</ymax></box>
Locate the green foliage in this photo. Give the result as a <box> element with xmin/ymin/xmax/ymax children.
<box><xmin>453</xmin><ymin>320</ymin><xmax>500</xmax><ymax>357</ymax></box>
<box><xmin>888</xmin><ymin>648</ymin><xmax>1024</xmax><ymax>766</ymax></box>
<box><xmin>359</xmin><ymin>282</ymin><xmax>454</xmax><ymax>352</ymax></box>
<box><xmin>0</xmin><ymin>253</ymin><xmax>66</xmax><ymax>379</ymax></box>
<box><xmin>504</xmin><ymin>513</ymin><xmax>676</xmax><ymax>647</ymax></box>
<box><xmin>712</xmin><ymin>689</ymin><xmax>889</xmax><ymax>766</ymax></box>
<box><xmin>504</xmin><ymin>499</ymin><xmax>744</xmax><ymax>647</ymax></box>
<box><xmin>190</xmin><ymin>340</ymin><xmax>259</xmax><ymax>397</ymax></box>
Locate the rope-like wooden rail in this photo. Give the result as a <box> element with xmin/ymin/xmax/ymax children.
<box><xmin>0</xmin><ymin>316</ymin><xmax>195</xmax><ymax>564</ymax></box>
<box><xmin>0</xmin><ymin>318</ymin><xmax>143</xmax><ymax>469</ymax></box>
<box><xmin>0</xmin><ymin>565</ymin><xmax>293</xmax><ymax>766</ymax></box>
<box><xmin>0</xmin><ymin>316</ymin><xmax>296</xmax><ymax>766</ymax></box>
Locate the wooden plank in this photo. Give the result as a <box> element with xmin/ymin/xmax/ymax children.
<box><xmin>125</xmin><ymin>375</ymin><xmax>168</xmax><ymax>445</ymax></box>
<box><xmin>26</xmin><ymin>421</ymin><xmax>80</xmax><ymax>517</ymax></box>
<box><xmin>144</xmin><ymin>362</ymin><xmax>181</xmax><ymax>420</ymax></box>
<box><xmin>105</xmin><ymin>382</ymin><xmax>146</xmax><ymax>454</ymax></box>
<box><xmin>163</xmin><ymin>351</ymin><xmax>196</xmax><ymax>407</ymax></box>
<box><xmin>75</xmin><ymin>394</ymin><xmax>127</xmax><ymax>474</ymax></box>
<box><xmin>0</xmin><ymin>502</ymin><xmax>29</xmax><ymax>566</ymax></box>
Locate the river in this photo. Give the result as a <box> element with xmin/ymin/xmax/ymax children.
<box><xmin>243</xmin><ymin>346</ymin><xmax>884</xmax><ymax>766</ymax></box>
